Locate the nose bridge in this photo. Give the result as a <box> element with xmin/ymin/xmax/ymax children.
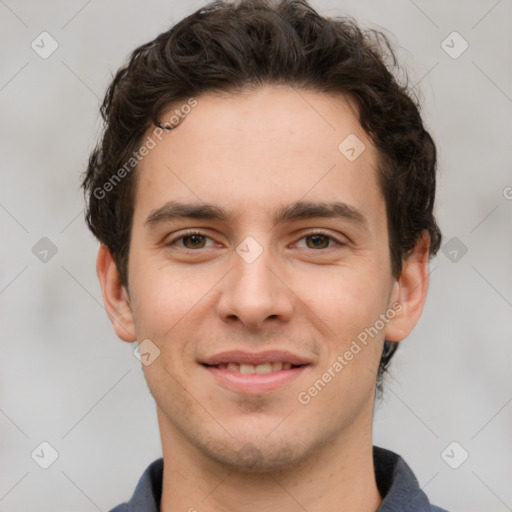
<box><xmin>217</xmin><ymin>232</ymin><xmax>293</xmax><ymax>327</ymax></box>
<box><xmin>236</xmin><ymin>238</ymin><xmax>275</xmax><ymax>292</ymax></box>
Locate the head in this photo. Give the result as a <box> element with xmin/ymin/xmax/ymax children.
<box><xmin>83</xmin><ymin>0</ymin><xmax>441</xmax><ymax>471</ymax></box>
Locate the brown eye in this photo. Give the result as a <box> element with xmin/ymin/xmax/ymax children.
<box><xmin>296</xmin><ymin>231</ymin><xmax>343</xmax><ymax>250</ymax></box>
<box><xmin>305</xmin><ymin>234</ymin><xmax>331</xmax><ymax>249</ymax></box>
<box><xmin>182</xmin><ymin>234</ymin><xmax>207</xmax><ymax>249</ymax></box>
<box><xmin>166</xmin><ymin>230</ymin><xmax>215</xmax><ymax>250</ymax></box>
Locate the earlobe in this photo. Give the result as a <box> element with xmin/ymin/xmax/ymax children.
<box><xmin>96</xmin><ymin>244</ymin><xmax>137</xmax><ymax>342</ymax></box>
<box><xmin>384</xmin><ymin>232</ymin><xmax>431</xmax><ymax>342</ymax></box>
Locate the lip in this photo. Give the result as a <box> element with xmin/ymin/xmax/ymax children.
<box><xmin>201</xmin><ymin>350</ymin><xmax>311</xmax><ymax>366</ymax></box>
<box><xmin>202</xmin><ymin>364</ymin><xmax>309</xmax><ymax>395</ymax></box>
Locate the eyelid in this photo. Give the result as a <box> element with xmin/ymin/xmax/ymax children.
<box><xmin>292</xmin><ymin>229</ymin><xmax>346</xmax><ymax>248</ymax></box>
<box><xmin>166</xmin><ymin>229</ymin><xmax>218</xmax><ymax>248</ymax></box>
<box><xmin>166</xmin><ymin>228</ymin><xmax>347</xmax><ymax>250</ymax></box>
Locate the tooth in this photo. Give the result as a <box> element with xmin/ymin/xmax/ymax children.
<box><xmin>239</xmin><ymin>363</ymin><xmax>255</xmax><ymax>374</ymax></box>
<box><xmin>255</xmin><ymin>363</ymin><xmax>273</xmax><ymax>374</ymax></box>
<box><xmin>221</xmin><ymin>362</ymin><xmax>295</xmax><ymax>373</ymax></box>
<box><xmin>271</xmin><ymin>362</ymin><xmax>284</xmax><ymax>372</ymax></box>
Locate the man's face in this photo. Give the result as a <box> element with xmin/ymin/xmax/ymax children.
<box><xmin>123</xmin><ymin>85</ymin><xmax>400</xmax><ymax>470</ymax></box>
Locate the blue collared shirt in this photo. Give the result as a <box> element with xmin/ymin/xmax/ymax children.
<box><xmin>109</xmin><ymin>445</ymin><xmax>450</xmax><ymax>511</ymax></box>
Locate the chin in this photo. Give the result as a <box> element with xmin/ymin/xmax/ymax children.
<box><xmin>200</xmin><ymin>435</ymin><xmax>316</xmax><ymax>474</ymax></box>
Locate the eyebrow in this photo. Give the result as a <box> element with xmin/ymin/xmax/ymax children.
<box><xmin>144</xmin><ymin>199</ymin><xmax>369</xmax><ymax>231</ymax></box>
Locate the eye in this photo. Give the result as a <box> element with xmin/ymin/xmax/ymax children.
<box><xmin>166</xmin><ymin>229</ymin><xmax>345</xmax><ymax>251</ymax></box>
<box><xmin>295</xmin><ymin>230</ymin><xmax>344</xmax><ymax>250</ymax></box>
<box><xmin>167</xmin><ymin>230</ymin><xmax>216</xmax><ymax>250</ymax></box>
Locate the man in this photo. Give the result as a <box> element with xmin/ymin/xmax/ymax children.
<box><xmin>82</xmin><ymin>0</ymin><xmax>448</xmax><ymax>510</ymax></box>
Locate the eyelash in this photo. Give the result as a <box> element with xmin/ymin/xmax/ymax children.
<box><xmin>167</xmin><ymin>229</ymin><xmax>344</xmax><ymax>251</ymax></box>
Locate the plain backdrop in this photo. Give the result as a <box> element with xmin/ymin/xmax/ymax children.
<box><xmin>1</xmin><ymin>1</ymin><xmax>511</xmax><ymax>511</ymax></box>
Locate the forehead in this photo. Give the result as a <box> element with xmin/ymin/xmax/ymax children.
<box><xmin>157</xmin><ymin>86</ymin><xmax>366</xmax><ymax>157</ymax></box>
<box><xmin>133</xmin><ymin>85</ymin><xmax>384</xmax><ymax>226</ymax></box>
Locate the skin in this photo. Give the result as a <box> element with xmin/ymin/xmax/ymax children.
<box><xmin>97</xmin><ymin>85</ymin><xmax>430</xmax><ymax>512</ymax></box>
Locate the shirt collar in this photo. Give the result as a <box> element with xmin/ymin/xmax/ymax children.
<box><xmin>113</xmin><ymin>445</ymin><xmax>442</xmax><ymax>512</ymax></box>
<box><xmin>373</xmin><ymin>445</ymin><xmax>437</xmax><ymax>511</ymax></box>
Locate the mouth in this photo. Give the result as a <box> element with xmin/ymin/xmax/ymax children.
<box><xmin>202</xmin><ymin>361</ymin><xmax>303</xmax><ymax>374</ymax></box>
<box><xmin>200</xmin><ymin>350</ymin><xmax>311</xmax><ymax>394</ymax></box>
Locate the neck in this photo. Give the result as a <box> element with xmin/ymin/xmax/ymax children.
<box><xmin>158</xmin><ymin>410</ymin><xmax>382</xmax><ymax>512</ymax></box>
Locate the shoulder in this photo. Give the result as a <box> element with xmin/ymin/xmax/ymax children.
<box><xmin>373</xmin><ymin>445</ymin><xmax>451</xmax><ymax>512</ymax></box>
<box><xmin>107</xmin><ymin>458</ymin><xmax>164</xmax><ymax>512</ymax></box>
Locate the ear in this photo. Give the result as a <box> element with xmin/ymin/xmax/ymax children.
<box><xmin>96</xmin><ymin>244</ymin><xmax>137</xmax><ymax>342</ymax></box>
<box><xmin>384</xmin><ymin>232</ymin><xmax>431</xmax><ymax>342</ymax></box>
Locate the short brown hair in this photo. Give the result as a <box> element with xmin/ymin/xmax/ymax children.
<box><xmin>82</xmin><ymin>0</ymin><xmax>442</xmax><ymax>394</ymax></box>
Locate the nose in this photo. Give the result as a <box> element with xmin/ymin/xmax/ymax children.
<box><xmin>216</xmin><ymin>238</ymin><xmax>294</xmax><ymax>331</ymax></box>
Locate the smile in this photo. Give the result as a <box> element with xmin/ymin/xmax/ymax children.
<box><xmin>209</xmin><ymin>362</ymin><xmax>299</xmax><ymax>373</ymax></box>
<box><xmin>202</xmin><ymin>363</ymin><xmax>309</xmax><ymax>394</ymax></box>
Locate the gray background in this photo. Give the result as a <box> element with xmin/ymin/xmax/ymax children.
<box><xmin>1</xmin><ymin>1</ymin><xmax>511</xmax><ymax>511</ymax></box>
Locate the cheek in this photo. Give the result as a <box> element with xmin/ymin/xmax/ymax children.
<box><xmin>294</xmin><ymin>262</ymin><xmax>391</xmax><ymax>329</ymax></box>
<box><xmin>131</xmin><ymin>271</ymin><xmax>199</xmax><ymax>334</ymax></box>
<box><xmin>128</xmin><ymin>258</ymin><xmax>223</xmax><ymax>361</ymax></box>
<box><xmin>290</xmin><ymin>263</ymin><xmax>391</xmax><ymax>392</ymax></box>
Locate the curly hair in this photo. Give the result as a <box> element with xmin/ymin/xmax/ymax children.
<box><xmin>82</xmin><ymin>0</ymin><xmax>442</xmax><ymax>395</ymax></box>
